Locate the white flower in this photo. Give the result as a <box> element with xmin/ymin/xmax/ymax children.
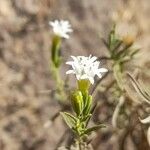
<box><xmin>66</xmin><ymin>55</ymin><xmax>108</xmax><ymax>84</ymax></box>
<box><xmin>49</xmin><ymin>20</ymin><xmax>73</xmax><ymax>39</ymax></box>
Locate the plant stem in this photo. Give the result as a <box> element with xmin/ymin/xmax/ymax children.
<box><xmin>51</xmin><ymin>63</ymin><xmax>66</xmax><ymax>102</ymax></box>
<box><xmin>112</xmin><ymin>95</ymin><xmax>125</xmax><ymax>128</ymax></box>
<box><xmin>77</xmin><ymin>138</ymin><xmax>82</xmax><ymax>150</ymax></box>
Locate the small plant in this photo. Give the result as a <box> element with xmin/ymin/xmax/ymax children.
<box><xmin>100</xmin><ymin>25</ymin><xmax>140</xmax><ymax>128</ymax></box>
<box><xmin>61</xmin><ymin>55</ymin><xmax>107</xmax><ymax>149</ymax></box>
<box><xmin>50</xmin><ymin>20</ymin><xmax>73</xmax><ymax>68</ymax></box>
<box><xmin>47</xmin><ymin>19</ymin><xmax>149</xmax><ymax>149</ymax></box>
<box><xmin>102</xmin><ymin>25</ymin><xmax>139</xmax><ymax>91</ymax></box>
<box><xmin>49</xmin><ymin>20</ymin><xmax>73</xmax><ymax>102</ymax></box>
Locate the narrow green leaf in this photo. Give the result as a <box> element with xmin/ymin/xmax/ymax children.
<box><xmin>81</xmin><ymin>114</ymin><xmax>92</xmax><ymax>122</ymax></box>
<box><xmin>82</xmin><ymin>91</ymin><xmax>89</xmax><ymax>110</ymax></box>
<box><xmin>101</xmin><ymin>38</ymin><xmax>109</xmax><ymax>50</ymax></box>
<box><xmin>112</xmin><ymin>40</ymin><xmax>123</xmax><ymax>52</ymax></box>
<box><xmin>130</xmin><ymin>49</ymin><xmax>140</xmax><ymax>57</ymax></box>
<box><xmin>60</xmin><ymin>112</ymin><xmax>77</xmax><ymax>129</ymax></box>
<box><xmin>83</xmin><ymin>124</ymin><xmax>106</xmax><ymax>135</ymax></box>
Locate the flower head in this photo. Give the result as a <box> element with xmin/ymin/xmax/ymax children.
<box><xmin>49</xmin><ymin>20</ymin><xmax>73</xmax><ymax>39</ymax></box>
<box><xmin>66</xmin><ymin>55</ymin><xmax>108</xmax><ymax>84</ymax></box>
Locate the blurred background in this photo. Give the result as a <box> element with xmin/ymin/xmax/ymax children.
<box><xmin>0</xmin><ymin>0</ymin><xmax>150</xmax><ymax>150</ymax></box>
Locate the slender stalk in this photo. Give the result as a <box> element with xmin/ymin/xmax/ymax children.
<box><xmin>112</xmin><ymin>95</ymin><xmax>125</xmax><ymax>128</ymax></box>
<box><xmin>51</xmin><ymin>63</ymin><xmax>66</xmax><ymax>102</ymax></box>
<box><xmin>77</xmin><ymin>138</ymin><xmax>82</xmax><ymax>150</ymax></box>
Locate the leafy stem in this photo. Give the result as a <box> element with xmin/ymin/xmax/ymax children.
<box><xmin>61</xmin><ymin>80</ymin><xmax>106</xmax><ymax>148</ymax></box>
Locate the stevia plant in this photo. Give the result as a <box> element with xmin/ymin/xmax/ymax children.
<box><xmin>49</xmin><ymin>20</ymin><xmax>73</xmax><ymax>102</ymax></box>
<box><xmin>61</xmin><ymin>55</ymin><xmax>107</xmax><ymax>149</ymax></box>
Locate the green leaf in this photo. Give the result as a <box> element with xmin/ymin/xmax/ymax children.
<box><xmin>60</xmin><ymin>112</ymin><xmax>77</xmax><ymax>129</ymax></box>
<box><xmin>115</xmin><ymin>43</ymin><xmax>134</xmax><ymax>60</ymax></box>
<box><xmin>119</xmin><ymin>49</ymin><xmax>139</xmax><ymax>64</ymax></box>
<box><xmin>83</xmin><ymin>124</ymin><xmax>106</xmax><ymax>135</ymax></box>
<box><xmin>109</xmin><ymin>24</ymin><xmax>120</xmax><ymax>52</ymax></box>
<box><xmin>84</xmin><ymin>102</ymin><xmax>99</xmax><ymax>126</ymax></box>
<box><xmin>82</xmin><ymin>91</ymin><xmax>89</xmax><ymax>109</ymax></box>
<box><xmin>101</xmin><ymin>38</ymin><xmax>109</xmax><ymax>50</ymax></box>
<box><xmin>112</xmin><ymin>40</ymin><xmax>123</xmax><ymax>52</ymax></box>
<box><xmin>116</xmin><ymin>49</ymin><xmax>128</xmax><ymax>59</ymax></box>
<box><xmin>81</xmin><ymin>114</ymin><xmax>92</xmax><ymax>122</ymax></box>
<box><xmin>83</xmin><ymin>95</ymin><xmax>92</xmax><ymax>116</ymax></box>
<box><xmin>130</xmin><ymin>49</ymin><xmax>140</xmax><ymax>57</ymax></box>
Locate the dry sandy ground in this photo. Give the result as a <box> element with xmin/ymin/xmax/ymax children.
<box><xmin>0</xmin><ymin>0</ymin><xmax>149</xmax><ymax>150</ymax></box>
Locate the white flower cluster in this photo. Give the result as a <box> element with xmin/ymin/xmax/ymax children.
<box><xmin>49</xmin><ymin>20</ymin><xmax>73</xmax><ymax>39</ymax></box>
<box><xmin>66</xmin><ymin>55</ymin><xmax>108</xmax><ymax>84</ymax></box>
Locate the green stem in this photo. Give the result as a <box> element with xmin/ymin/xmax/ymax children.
<box><xmin>51</xmin><ymin>63</ymin><xmax>66</xmax><ymax>102</ymax></box>
<box><xmin>50</xmin><ymin>35</ymin><xmax>67</xmax><ymax>103</ymax></box>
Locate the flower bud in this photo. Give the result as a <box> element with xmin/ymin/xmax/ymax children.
<box><xmin>70</xmin><ymin>90</ymin><xmax>83</xmax><ymax>116</ymax></box>
<box><xmin>122</xmin><ymin>35</ymin><xmax>134</xmax><ymax>46</ymax></box>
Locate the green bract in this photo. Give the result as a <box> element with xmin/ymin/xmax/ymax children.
<box><xmin>71</xmin><ymin>90</ymin><xmax>84</xmax><ymax>116</ymax></box>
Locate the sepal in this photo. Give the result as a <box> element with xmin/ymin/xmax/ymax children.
<box><xmin>70</xmin><ymin>90</ymin><xmax>83</xmax><ymax>116</ymax></box>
